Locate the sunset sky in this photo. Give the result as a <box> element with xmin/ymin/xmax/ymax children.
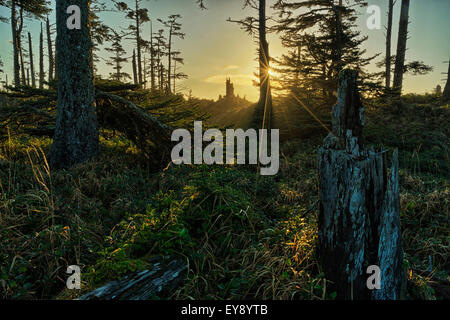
<box><xmin>0</xmin><ymin>0</ymin><xmax>449</xmax><ymax>101</ymax></box>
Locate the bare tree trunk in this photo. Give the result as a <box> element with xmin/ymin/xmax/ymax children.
<box><xmin>443</xmin><ymin>61</ymin><xmax>450</xmax><ymax>102</ymax></box>
<box><xmin>143</xmin><ymin>56</ymin><xmax>147</xmax><ymax>88</ymax></box>
<box><xmin>135</xmin><ymin>0</ymin><xmax>143</xmax><ymax>85</ymax></box>
<box><xmin>46</xmin><ymin>17</ymin><xmax>54</xmax><ymax>82</ymax></box>
<box><xmin>173</xmin><ymin>59</ymin><xmax>176</xmax><ymax>94</ymax></box>
<box><xmin>11</xmin><ymin>0</ymin><xmax>20</xmax><ymax>87</ymax></box>
<box><xmin>318</xmin><ymin>69</ymin><xmax>406</xmax><ymax>300</ymax></box>
<box><xmin>49</xmin><ymin>0</ymin><xmax>99</xmax><ymax>170</ymax></box>
<box><xmin>19</xmin><ymin>45</ymin><xmax>26</xmax><ymax>86</ymax></box>
<box><xmin>393</xmin><ymin>0</ymin><xmax>410</xmax><ymax>95</ymax></box>
<box><xmin>150</xmin><ymin>21</ymin><xmax>155</xmax><ymax>90</ymax></box>
<box><xmin>39</xmin><ymin>23</ymin><xmax>45</xmax><ymax>88</ymax></box>
<box><xmin>257</xmin><ymin>0</ymin><xmax>272</xmax><ymax>129</ymax></box>
<box><xmin>167</xmin><ymin>26</ymin><xmax>172</xmax><ymax>94</ymax></box>
<box><xmin>132</xmin><ymin>49</ymin><xmax>138</xmax><ymax>85</ymax></box>
<box><xmin>116</xmin><ymin>51</ymin><xmax>121</xmax><ymax>81</ymax></box>
<box><xmin>18</xmin><ymin>8</ymin><xmax>26</xmax><ymax>86</ymax></box>
<box><xmin>28</xmin><ymin>32</ymin><xmax>36</xmax><ymax>88</ymax></box>
<box><xmin>385</xmin><ymin>0</ymin><xmax>394</xmax><ymax>91</ymax></box>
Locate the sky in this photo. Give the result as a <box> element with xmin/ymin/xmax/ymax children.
<box><xmin>0</xmin><ymin>0</ymin><xmax>449</xmax><ymax>102</ymax></box>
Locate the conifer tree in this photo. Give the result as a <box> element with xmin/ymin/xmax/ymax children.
<box><xmin>228</xmin><ymin>0</ymin><xmax>273</xmax><ymax>129</ymax></box>
<box><xmin>49</xmin><ymin>0</ymin><xmax>99</xmax><ymax>169</ymax></box>
<box><xmin>158</xmin><ymin>14</ymin><xmax>185</xmax><ymax>94</ymax></box>
<box><xmin>274</xmin><ymin>0</ymin><xmax>377</xmax><ymax>106</ymax></box>
<box><xmin>115</xmin><ymin>0</ymin><xmax>150</xmax><ymax>85</ymax></box>
<box><xmin>106</xmin><ymin>31</ymin><xmax>131</xmax><ymax>82</ymax></box>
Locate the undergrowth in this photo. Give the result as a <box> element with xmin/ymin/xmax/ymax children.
<box><xmin>0</xmin><ymin>96</ymin><xmax>448</xmax><ymax>300</ymax></box>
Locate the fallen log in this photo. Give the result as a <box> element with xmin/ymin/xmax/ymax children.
<box><xmin>318</xmin><ymin>69</ymin><xmax>406</xmax><ymax>300</ymax></box>
<box><xmin>0</xmin><ymin>91</ymin><xmax>175</xmax><ymax>167</ymax></box>
<box><xmin>78</xmin><ymin>256</ymin><xmax>187</xmax><ymax>300</ymax></box>
<box><xmin>96</xmin><ymin>90</ymin><xmax>174</xmax><ymax>167</ymax></box>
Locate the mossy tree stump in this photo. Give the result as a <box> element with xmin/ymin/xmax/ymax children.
<box><xmin>318</xmin><ymin>69</ymin><xmax>406</xmax><ymax>300</ymax></box>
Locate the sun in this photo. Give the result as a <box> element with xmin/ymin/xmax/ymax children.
<box><xmin>268</xmin><ymin>68</ymin><xmax>275</xmax><ymax>77</ymax></box>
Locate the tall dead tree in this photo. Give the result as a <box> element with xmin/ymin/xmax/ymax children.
<box><xmin>258</xmin><ymin>0</ymin><xmax>272</xmax><ymax>128</ymax></box>
<box><xmin>4</xmin><ymin>0</ymin><xmax>49</xmax><ymax>86</ymax></box>
<box><xmin>28</xmin><ymin>32</ymin><xmax>36</xmax><ymax>88</ymax></box>
<box><xmin>393</xmin><ymin>0</ymin><xmax>410</xmax><ymax>95</ymax></box>
<box><xmin>46</xmin><ymin>16</ymin><xmax>54</xmax><ymax>82</ymax></box>
<box><xmin>318</xmin><ymin>70</ymin><xmax>406</xmax><ymax>300</ymax></box>
<box><xmin>385</xmin><ymin>0</ymin><xmax>394</xmax><ymax>90</ymax></box>
<box><xmin>17</xmin><ymin>8</ymin><xmax>26</xmax><ymax>86</ymax></box>
<box><xmin>10</xmin><ymin>0</ymin><xmax>20</xmax><ymax>86</ymax></box>
<box><xmin>443</xmin><ymin>60</ymin><xmax>450</xmax><ymax>102</ymax></box>
<box><xmin>149</xmin><ymin>20</ymin><xmax>155</xmax><ymax>90</ymax></box>
<box><xmin>132</xmin><ymin>49</ymin><xmax>138</xmax><ymax>85</ymax></box>
<box><xmin>228</xmin><ymin>0</ymin><xmax>273</xmax><ymax>129</ymax></box>
<box><xmin>49</xmin><ymin>0</ymin><xmax>99</xmax><ymax>169</ymax></box>
<box><xmin>39</xmin><ymin>22</ymin><xmax>44</xmax><ymax>88</ymax></box>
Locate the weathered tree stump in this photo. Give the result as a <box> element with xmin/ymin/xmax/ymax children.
<box><xmin>78</xmin><ymin>256</ymin><xmax>187</xmax><ymax>300</ymax></box>
<box><xmin>318</xmin><ymin>69</ymin><xmax>406</xmax><ymax>300</ymax></box>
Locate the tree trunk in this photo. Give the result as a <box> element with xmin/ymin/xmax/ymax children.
<box><xmin>49</xmin><ymin>0</ymin><xmax>99</xmax><ymax>170</ymax></box>
<box><xmin>19</xmin><ymin>44</ymin><xmax>26</xmax><ymax>86</ymax></box>
<box><xmin>143</xmin><ymin>56</ymin><xmax>147</xmax><ymax>88</ymax></box>
<box><xmin>11</xmin><ymin>0</ymin><xmax>20</xmax><ymax>87</ymax></box>
<box><xmin>318</xmin><ymin>69</ymin><xmax>406</xmax><ymax>300</ymax></box>
<box><xmin>443</xmin><ymin>61</ymin><xmax>450</xmax><ymax>102</ymax></box>
<box><xmin>257</xmin><ymin>0</ymin><xmax>272</xmax><ymax>130</ymax></box>
<box><xmin>46</xmin><ymin>17</ymin><xmax>54</xmax><ymax>82</ymax></box>
<box><xmin>28</xmin><ymin>32</ymin><xmax>36</xmax><ymax>88</ymax></box>
<box><xmin>18</xmin><ymin>8</ymin><xmax>26</xmax><ymax>86</ymax></box>
<box><xmin>78</xmin><ymin>256</ymin><xmax>187</xmax><ymax>300</ymax></box>
<box><xmin>150</xmin><ymin>21</ymin><xmax>155</xmax><ymax>90</ymax></box>
<box><xmin>132</xmin><ymin>49</ymin><xmax>138</xmax><ymax>85</ymax></box>
<box><xmin>135</xmin><ymin>0</ymin><xmax>143</xmax><ymax>85</ymax></box>
<box><xmin>167</xmin><ymin>26</ymin><xmax>172</xmax><ymax>94</ymax></box>
<box><xmin>116</xmin><ymin>51</ymin><xmax>121</xmax><ymax>81</ymax></box>
<box><xmin>173</xmin><ymin>59</ymin><xmax>176</xmax><ymax>94</ymax></box>
<box><xmin>385</xmin><ymin>0</ymin><xmax>394</xmax><ymax>91</ymax></box>
<box><xmin>39</xmin><ymin>23</ymin><xmax>45</xmax><ymax>89</ymax></box>
<box><xmin>393</xmin><ymin>0</ymin><xmax>410</xmax><ymax>95</ymax></box>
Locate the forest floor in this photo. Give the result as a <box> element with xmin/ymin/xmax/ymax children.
<box><xmin>0</xmin><ymin>94</ymin><xmax>448</xmax><ymax>300</ymax></box>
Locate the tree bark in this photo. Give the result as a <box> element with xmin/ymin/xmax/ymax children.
<box><xmin>28</xmin><ymin>32</ymin><xmax>36</xmax><ymax>88</ymax></box>
<box><xmin>385</xmin><ymin>0</ymin><xmax>394</xmax><ymax>90</ymax></box>
<box><xmin>46</xmin><ymin>16</ymin><xmax>54</xmax><ymax>82</ymax></box>
<box><xmin>18</xmin><ymin>7</ymin><xmax>26</xmax><ymax>86</ymax></box>
<box><xmin>135</xmin><ymin>0</ymin><xmax>143</xmax><ymax>85</ymax></box>
<box><xmin>132</xmin><ymin>49</ymin><xmax>138</xmax><ymax>85</ymax></box>
<box><xmin>167</xmin><ymin>26</ymin><xmax>172</xmax><ymax>94</ymax></box>
<box><xmin>257</xmin><ymin>0</ymin><xmax>272</xmax><ymax>130</ymax></box>
<box><xmin>393</xmin><ymin>0</ymin><xmax>410</xmax><ymax>95</ymax></box>
<box><xmin>49</xmin><ymin>0</ymin><xmax>99</xmax><ymax>170</ymax></box>
<box><xmin>150</xmin><ymin>21</ymin><xmax>155</xmax><ymax>90</ymax></box>
<box><xmin>443</xmin><ymin>61</ymin><xmax>450</xmax><ymax>102</ymax></box>
<box><xmin>78</xmin><ymin>256</ymin><xmax>187</xmax><ymax>300</ymax></box>
<box><xmin>39</xmin><ymin>23</ymin><xmax>45</xmax><ymax>89</ymax></box>
<box><xmin>11</xmin><ymin>0</ymin><xmax>20</xmax><ymax>87</ymax></box>
<box><xmin>318</xmin><ymin>69</ymin><xmax>406</xmax><ymax>300</ymax></box>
